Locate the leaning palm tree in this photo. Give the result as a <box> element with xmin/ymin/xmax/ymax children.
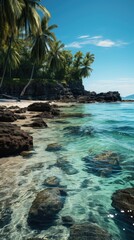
<box><xmin>20</xmin><ymin>16</ymin><xmax>57</xmax><ymax>97</ymax></box>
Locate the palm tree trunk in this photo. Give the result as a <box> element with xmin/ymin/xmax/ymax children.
<box><xmin>0</xmin><ymin>36</ymin><xmax>12</xmax><ymax>88</ymax></box>
<box><xmin>20</xmin><ymin>63</ymin><xmax>35</xmax><ymax>97</ymax></box>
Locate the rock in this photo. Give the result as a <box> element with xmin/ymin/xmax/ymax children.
<box><xmin>28</xmin><ymin>102</ymin><xmax>60</xmax><ymax>118</ymax></box>
<box><xmin>111</xmin><ymin>188</ymin><xmax>134</xmax><ymax>240</ymax></box>
<box><xmin>111</xmin><ymin>188</ymin><xmax>134</xmax><ymax>216</ymax></box>
<box><xmin>28</xmin><ymin>102</ymin><xmax>51</xmax><ymax>112</ymax></box>
<box><xmin>63</xmin><ymin>126</ymin><xmax>94</xmax><ymax>136</ymax></box>
<box><xmin>56</xmin><ymin>157</ymin><xmax>78</xmax><ymax>175</ymax></box>
<box><xmin>27</xmin><ymin>188</ymin><xmax>66</xmax><ymax>228</ymax></box>
<box><xmin>0</xmin><ymin>109</ymin><xmax>17</xmax><ymax>122</ymax></box>
<box><xmin>43</xmin><ymin>176</ymin><xmax>60</xmax><ymax>187</ymax></box>
<box><xmin>15</xmin><ymin>114</ymin><xmax>26</xmax><ymax>120</ymax></box>
<box><xmin>46</xmin><ymin>143</ymin><xmax>63</xmax><ymax>152</ymax></box>
<box><xmin>62</xmin><ymin>216</ymin><xmax>74</xmax><ymax>227</ymax></box>
<box><xmin>83</xmin><ymin>151</ymin><xmax>121</xmax><ymax>177</ymax></box>
<box><xmin>23</xmin><ymin>118</ymin><xmax>48</xmax><ymax>128</ymax></box>
<box><xmin>0</xmin><ymin>122</ymin><xmax>33</xmax><ymax>157</ymax></box>
<box><xmin>60</xmin><ymin>113</ymin><xmax>92</xmax><ymax>118</ymax></box>
<box><xmin>0</xmin><ymin>201</ymin><xmax>12</xmax><ymax>228</ymax></box>
<box><xmin>68</xmin><ymin>223</ymin><xmax>112</xmax><ymax>240</ymax></box>
<box><xmin>13</xmin><ymin>107</ymin><xmax>27</xmax><ymax>113</ymax></box>
<box><xmin>96</xmin><ymin>91</ymin><xmax>121</xmax><ymax>102</ymax></box>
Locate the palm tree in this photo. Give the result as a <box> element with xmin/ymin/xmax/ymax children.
<box><xmin>18</xmin><ymin>0</ymin><xmax>50</xmax><ymax>36</ymax></box>
<box><xmin>0</xmin><ymin>0</ymin><xmax>50</xmax><ymax>89</ymax></box>
<box><xmin>20</xmin><ymin>16</ymin><xmax>57</xmax><ymax>97</ymax></box>
<box><xmin>0</xmin><ymin>0</ymin><xmax>23</xmax><ymax>88</ymax></box>
<box><xmin>80</xmin><ymin>52</ymin><xmax>95</xmax><ymax>78</ymax></box>
<box><xmin>47</xmin><ymin>40</ymin><xmax>65</xmax><ymax>79</ymax></box>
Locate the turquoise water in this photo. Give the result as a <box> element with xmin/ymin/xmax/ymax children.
<box><xmin>0</xmin><ymin>102</ymin><xmax>134</xmax><ymax>239</ymax></box>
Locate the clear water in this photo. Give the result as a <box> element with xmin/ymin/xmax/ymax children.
<box><xmin>0</xmin><ymin>102</ymin><xmax>134</xmax><ymax>240</ymax></box>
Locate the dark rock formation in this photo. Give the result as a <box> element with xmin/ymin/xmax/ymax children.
<box><xmin>27</xmin><ymin>102</ymin><xmax>60</xmax><ymax>119</ymax></box>
<box><xmin>0</xmin><ymin>122</ymin><xmax>33</xmax><ymax>157</ymax></box>
<box><xmin>1</xmin><ymin>78</ymin><xmax>122</xmax><ymax>102</ymax></box>
<box><xmin>23</xmin><ymin>118</ymin><xmax>48</xmax><ymax>128</ymax></box>
<box><xmin>111</xmin><ymin>188</ymin><xmax>134</xmax><ymax>240</ymax></box>
<box><xmin>68</xmin><ymin>223</ymin><xmax>112</xmax><ymax>240</ymax></box>
<box><xmin>77</xmin><ymin>91</ymin><xmax>121</xmax><ymax>103</ymax></box>
<box><xmin>28</xmin><ymin>102</ymin><xmax>51</xmax><ymax>112</ymax></box>
<box><xmin>111</xmin><ymin>188</ymin><xmax>134</xmax><ymax>216</ymax></box>
<box><xmin>83</xmin><ymin>151</ymin><xmax>121</xmax><ymax>177</ymax></box>
<box><xmin>0</xmin><ymin>109</ymin><xmax>17</xmax><ymax>122</ymax></box>
<box><xmin>27</xmin><ymin>188</ymin><xmax>67</xmax><ymax>228</ymax></box>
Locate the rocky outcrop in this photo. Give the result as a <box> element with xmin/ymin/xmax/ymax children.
<box><xmin>27</xmin><ymin>102</ymin><xmax>60</xmax><ymax>119</ymax></box>
<box><xmin>68</xmin><ymin>223</ymin><xmax>112</xmax><ymax>240</ymax></box>
<box><xmin>111</xmin><ymin>188</ymin><xmax>134</xmax><ymax>216</ymax></box>
<box><xmin>28</xmin><ymin>102</ymin><xmax>51</xmax><ymax>112</ymax></box>
<box><xmin>27</xmin><ymin>188</ymin><xmax>67</xmax><ymax>228</ymax></box>
<box><xmin>78</xmin><ymin>91</ymin><xmax>121</xmax><ymax>103</ymax></box>
<box><xmin>0</xmin><ymin>122</ymin><xmax>33</xmax><ymax>157</ymax></box>
<box><xmin>1</xmin><ymin>79</ymin><xmax>122</xmax><ymax>102</ymax></box>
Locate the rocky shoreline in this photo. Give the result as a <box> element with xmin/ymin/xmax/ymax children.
<box><xmin>0</xmin><ymin>100</ymin><xmax>133</xmax><ymax>239</ymax></box>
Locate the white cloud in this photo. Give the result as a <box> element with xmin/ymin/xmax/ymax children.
<box><xmin>78</xmin><ymin>35</ymin><xmax>90</xmax><ymax>39</ymax></box>
<box><xmin>96</xmin><ymin>39</ymin><xmax>115</xmax><ymax>47</ymax></box>
<box><xmin>65</xmin><ymin>42</ymin><xmax>82</xmax><ymax>48</ymax></box>
<box><xmin>65</xmin><ymin>35</ymin><xmax>128</xmax><ymax>49</ymax></box>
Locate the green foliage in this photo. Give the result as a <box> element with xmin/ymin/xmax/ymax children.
<box><xmin>0</xmin><ymin>0</ymin><xmax>95</xmax><ymax>91</ymax></box>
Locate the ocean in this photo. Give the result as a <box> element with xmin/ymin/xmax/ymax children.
<box><xmin>0</xmin><ymin>102</ymin><xmax>134</xmax><ymax>239</ymax></box>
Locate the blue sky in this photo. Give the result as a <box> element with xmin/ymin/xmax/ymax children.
<box><xmin>43</xmin><ymin>0</ymin><xmax>134</xmax><ymax>97</ymax></box>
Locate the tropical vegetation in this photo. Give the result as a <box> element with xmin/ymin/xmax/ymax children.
<box><xmin>0</xmin><ymin>0</ymin><xmax>94</xmax><ymax>97</ymax></box>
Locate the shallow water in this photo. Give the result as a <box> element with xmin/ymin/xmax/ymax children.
<box><xmin>0</xmin><ymin>102</ymin><xmax>134</xmax><ymax>239</ymax></box>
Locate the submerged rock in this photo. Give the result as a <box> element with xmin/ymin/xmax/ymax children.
<box><xmin>0</xmin><ymin>202</ymin><xmax>12</xmax><ymax>228</ymax></box>
<box><xmin>60</xmin><ymin>113</ymin><xmax>92</xmax><ymax>118</ymax></box>
<box><xmin>83</xmin><ymin>151</ymin><xmax>121</xmax><ymax>177</ymax></box>
<box><xmin>62</xmin><ymin>215</ymin><xmax>74</xmax><ymax>227</ymax></box>
<box><xmin>0</xmin><ymin>122</ymin><xmax>33</xmax><ymax>157</ymax></box>
<box><xmin>63</xmin><ymin>126</ymin><xmax>94</xmax><ymax>136</ymax></box>
<box><xmin>46</xmin><ymin>143</ymin><xmax>63</xmax><ymax>152</ymax></box>
<box><xmin>68</xmin><ymin>223</ymin><xmax>112</xmax><ymax>240</ymax></box>
<box><xmin>111</xmin><ymin>188</ymin><xmax>134</xmax><ymax>216</ymax></box>
<box><xmin>111</xmin><ymin>188</ymin><xmax>134</xmax><ymax>240</ymax></box>
<box><xmin>28</xmin><ymin>188</ymin><xmax>67</xmax><ymax>228</ymax></box>
<box><xmin>43</xmin><ymin>176</ymin><xmax>60</xmax><ymax>187</ymax></box>
<box><xmin>56</xmin><ymin>157</ymin><xmax>78</xmax><ymax>175</ymax></box>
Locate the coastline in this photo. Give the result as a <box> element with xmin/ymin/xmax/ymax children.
<box><xmin>0</xmin><ymin>100</ymin><xmax>134</xmax><ymax>240</ymax></box>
